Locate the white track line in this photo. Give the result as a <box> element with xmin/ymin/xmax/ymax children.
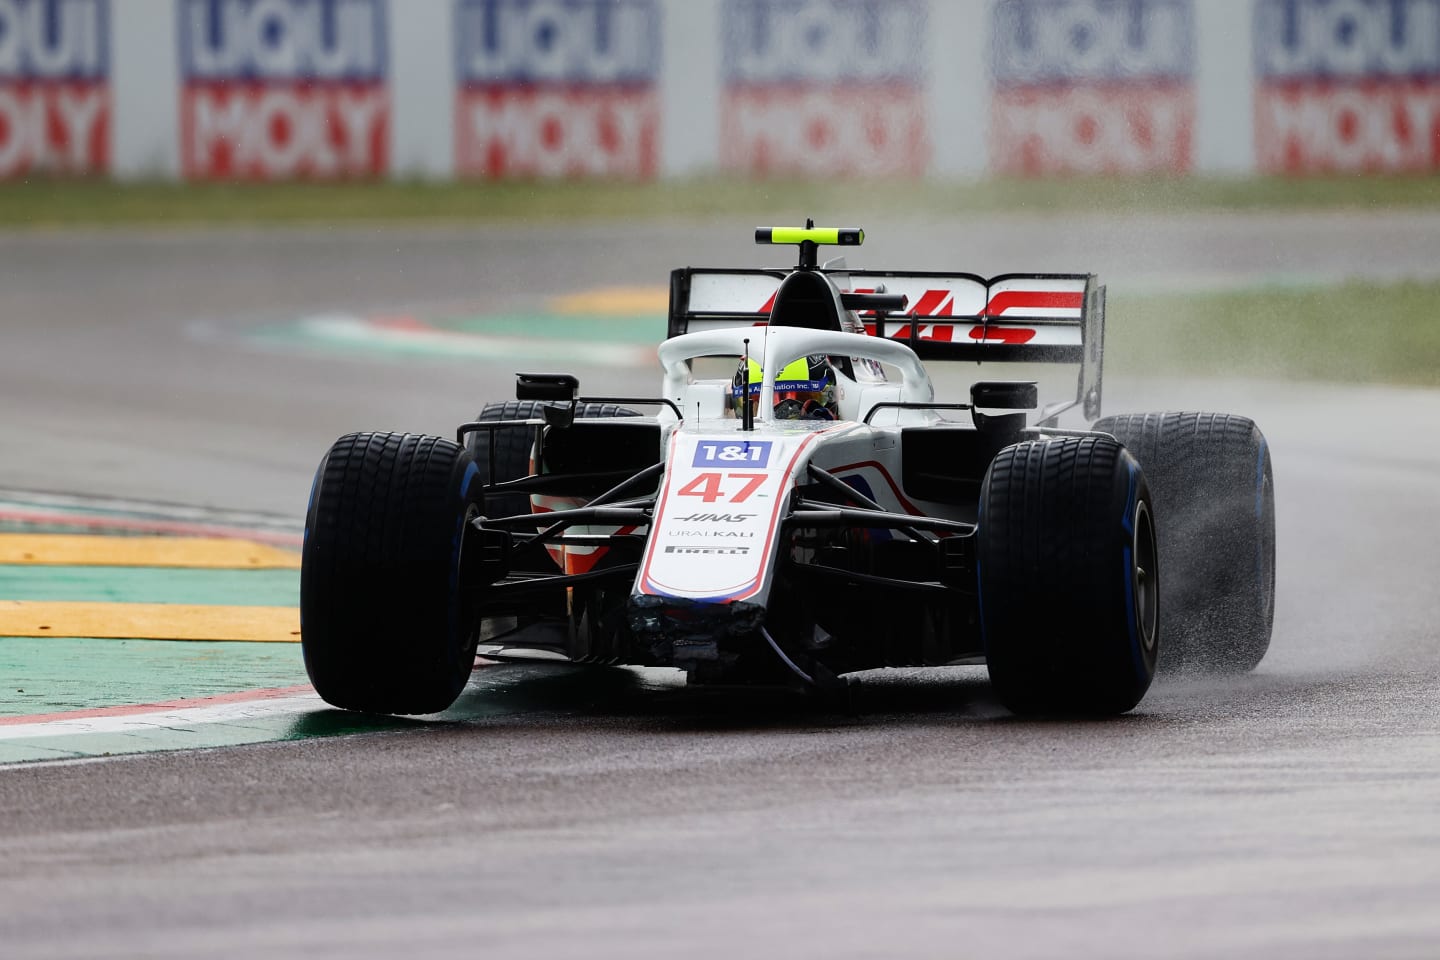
<box><xmin>0</xmin><ymin>692</ymin><xmax>326</xmax><ymax>740</ymax></box>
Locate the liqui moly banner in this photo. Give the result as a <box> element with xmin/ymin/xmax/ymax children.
<box><xmin>455</xmin><ymin>0</ymin><xmax>662</xmax><ymax>179</ymax></box>
<box><xmin>179</xmin><ymin>0</ymin><xmax>389</xmax><ymax>179</ymax></box>
<box><xmin>720</xmin><ymin>0</ymin><xmax>930</xmax><ymax>177</ymax></box>
<box><xmin>990</xmin><ymin>0</ymin><xmax>1195</xmax><ymax>174</ymax></box>
<box><xmin>1256</xmin><ymin>0</ymin><xmax>1440</xmax><ymax>172</ymax></box>
<box><xmin>0</xmin><ymin>0</ymin><xmax>109</xmax><ymax>178</ymax></box>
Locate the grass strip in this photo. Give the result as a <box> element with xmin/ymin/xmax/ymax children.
<box><xmin>4</xmin><ymin>174</ymin><xmax>1440</xmax><ymax>228</ymax></box>
<box><xmin>1107</xmin><ymin>279</ymin><xmax>1440</xmax><ymax>387</ymax></box>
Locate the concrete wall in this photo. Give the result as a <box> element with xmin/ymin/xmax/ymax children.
<box><xmin>0</xmin><ymin>0</ymin><xmax>1433</xmax><ymax>181</ymax></box>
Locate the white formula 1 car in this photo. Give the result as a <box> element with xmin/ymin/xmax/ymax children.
<box><xmin>301</xmin><ymin>225</ymin><xmax>1276</xmax><ymax>717</ymax></box>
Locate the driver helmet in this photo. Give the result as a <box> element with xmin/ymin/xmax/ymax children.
<box><xmin>729</xmin><ymin>355</ymin><xmax>838</xmax><ymax>421</ymax></box>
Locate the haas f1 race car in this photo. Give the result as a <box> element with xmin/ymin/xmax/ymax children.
<box><xmin>301</xmin><ymin>225</ymin><xmax>1276</xmax><ymax>717</ymax></box>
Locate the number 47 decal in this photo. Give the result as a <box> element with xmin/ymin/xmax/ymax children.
<box><xmin>677</xmin><ymin>472</ymin><xmax>769</xmax><ymax>504</ymax></box>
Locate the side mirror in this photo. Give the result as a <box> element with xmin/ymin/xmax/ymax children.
<box><xmin>516</xmin><ymin>373</ymin><xmax>579</xmax><ymax>402</ymax></box>
<box><xmin>970</xmin><ymin>381</ymin><xmax>1038</xmax><ymax>410</ymax></box>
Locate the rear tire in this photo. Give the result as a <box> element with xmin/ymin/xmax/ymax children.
<box><xmin>977</xmin><ymin>437</ymin><xmax>1159</xmax><ymax>716</ymax></box>
<box><xmin>301</xmin><ymin>432</ymin><xmax>481</xmax><ymax>715</ymax></box>
<box><xmin>465</xmin><ymin>400</ymin><xmax>638</xmax><ymax>518</ymax></box>
<box><xmin>1092</xmin><ymin>412</ymin><xmax>1275</xmax><ymax>674</ymax></box>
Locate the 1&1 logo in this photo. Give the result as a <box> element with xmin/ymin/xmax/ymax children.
<box><xmin>692</xmin><ymin>440</ymin><xmax>773</xmax><ymax>468</ymax></box>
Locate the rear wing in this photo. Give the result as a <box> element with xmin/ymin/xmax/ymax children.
<box><xmin>668</xmin><ymin>268</ymin><xmax>1106</xmax><ymax>419</ymax></box>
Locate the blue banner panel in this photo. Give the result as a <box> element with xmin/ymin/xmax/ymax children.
<box><xmin>992</xmin><ymin>0</ymin><xmax>1193</xmax><ymax>86</ymax></box>
<box><xmin>456</xmin><ymin>0</ymin><xmax>659</xmax><ymax>84</ymax></box>
<box><xmin>722</xmin><ymin>0</ymin><xmax>926</xmax><ymax>84</ymax></box>
<box><xmin>180</xmin><ymin>0</ymin><xmax>386</xmax><ymax>80</ymax></box>
<box><xmin>1256</xmin><ymin>0</ymin><xmax>1440</xmax><ymax>80</ymax></box>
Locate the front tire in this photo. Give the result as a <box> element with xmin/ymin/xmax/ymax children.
<box><xmin>301</xmin><ymin>432</ymin><xmax>481</xmax><ymax>715</ymax></box>
<box><xmin>977</xmin><ymin>437</ymin><xmax>1159</xmax><ymax>716</ymax></box>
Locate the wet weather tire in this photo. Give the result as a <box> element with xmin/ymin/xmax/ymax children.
<box><xmin>301</xmin><ymin>432</ymin><xmax>482</xmax><ymax>715</ymax></box>
<box><xmin>977</xmin><ymin>437</ymin><xmax>1159</xmax><ymax>716</ymax></box>
<box><xmin>465</xmin><ymin>400</ymin><xmax>638</xmax><ymax>518</ymax></box>
<box><xmin>1092</xmin><ymin>412</ymin><xmax>1275</xmax><ymax>674</ymax></box>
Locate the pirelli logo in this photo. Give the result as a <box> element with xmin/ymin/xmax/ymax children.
<box><xmin>665</xmin><ymin>545</ymin><xmax>751</xmax><ymax>555</ymax></box>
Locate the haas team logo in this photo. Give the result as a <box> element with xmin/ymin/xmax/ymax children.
<box><xmin>179</xmin><ymin>0</ymin><xmax>389</xmax><ymax>179</ymax></box>
<box><xmin>0</xmin><ymin>0</ymin><xmax>109</xmax><ymax>178</ymax></box>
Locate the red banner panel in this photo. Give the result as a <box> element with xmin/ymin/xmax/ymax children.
<box><xmin>991</xmin><ymin>82</ymin><xmax>1194</xmax><ymax>175</ymax></box>
<box><xmin>456</xmin><ymin>85</ymin><xmax>658</xmax><ymax>178</ymax></box>
<box><xmin>720</xmin><ymin>85</ymin><xmax>927</xmax><ymax>178</ymax></box>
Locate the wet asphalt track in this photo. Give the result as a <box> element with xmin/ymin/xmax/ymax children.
<box><xmin>1</xmin><ymin>212</ymin><xmax>1438</xmax><ymax>959</ymax></box>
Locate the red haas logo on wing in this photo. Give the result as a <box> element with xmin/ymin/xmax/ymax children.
<box><xmin>752</xmin><ymin>284</ymin><xmax>1083</xmax><ymax>346</ymax></box>
<box><xmin>852</xmin><ymin>287</ymin><xmax>1085</xmax><ymax>346</ymax></box>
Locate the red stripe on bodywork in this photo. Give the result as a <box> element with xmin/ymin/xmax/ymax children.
<box><xmin>828</xmin><ymin>460</ymin><xmax>926</xmax><ymax>516</ymax></box>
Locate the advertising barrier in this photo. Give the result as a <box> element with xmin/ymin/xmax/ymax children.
<box><xmin>989</xmin><ymin>0</ymin><xmax>1196</xmax><ymax>174</ymax></box>
<box><xmin>455</xmin><ymin>0</ymin><xmax>662</xmax><ymax>178</ymax></box>
<box><xmin>179</xmin><ymin>0</ymin><xmax>390</xmax><ymax>179</ymax></box>
<box><xmin>719</xmin><ymin>0</ymin><xmax>930</xmax><ymax>177</ymax></box>
<box><xmin>1255</xmin><ymin>0</ymin><xmax>1440</xmax><ymax>173</ymax></box>
<box><xmin>5</xmin><ymin>0</ymin><xmax>1425</xmax><ymax>184</ymax></box>
<box><xmin>0</xmin><ymin>0</ymin><xmax>109</xmax><ymax>177</ymax></box>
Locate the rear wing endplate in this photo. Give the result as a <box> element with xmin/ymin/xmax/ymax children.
<box><xmin>668</xmin><ymin>268</ymin><xmax>1107</xmax><ymax>419</ymax></box>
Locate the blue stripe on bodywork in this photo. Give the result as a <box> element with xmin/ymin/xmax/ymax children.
<box><xmin>1255</xmin><ymin>437</ymin><xmax>1267</xmax><ymax>519</ymax></box>
<box><xmin>975</xmin><ymin>495</ymin><xmax>987</xmax><ymax>652</ymax></box>
<box><xmin>1121</xmin><ymin>458</ymin><xmax>1144</xmax><ymax>680</ymax></box>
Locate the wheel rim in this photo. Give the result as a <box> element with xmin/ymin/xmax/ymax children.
<box><xmin>1133</xmin><ymin>499</ymin><xmax>1158</xmax><ymax>652</ymax></box>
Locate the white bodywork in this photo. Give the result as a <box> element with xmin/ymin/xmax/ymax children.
<box><xmin>540</xmin><ymin>270</ymin><xmax>1100</xmax><ymax>608</ymax></box>
<box><xmin>632</xmin><ymin>326</ymin><xmax>948</xmax><ymax>606</ymax></box>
